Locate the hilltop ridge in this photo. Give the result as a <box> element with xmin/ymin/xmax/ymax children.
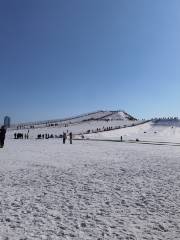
<box><xmin>11</xmin><ymin>110</ymin><xmax>137</xmax><ymax>129</ymax></box>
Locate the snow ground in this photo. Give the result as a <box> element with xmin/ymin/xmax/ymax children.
<box><xmin>0</xmin><ymin>138</ymin><xmax>180</xmax><ymax>239</ymax></box>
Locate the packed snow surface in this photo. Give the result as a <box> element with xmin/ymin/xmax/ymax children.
<box><xmin>0</xmin><ymin>137</ymin><xmax>180</xmax><ymax>239</ymax></box>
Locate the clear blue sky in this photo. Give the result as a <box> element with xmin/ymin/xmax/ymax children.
<box><xmin>0</xmin><ymin>0</ymin><xmax>180</xmax><ymax>123</ymax></box>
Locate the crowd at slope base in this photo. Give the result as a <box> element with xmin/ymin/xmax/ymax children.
<box><xmin>36</xmin><ymin>132</ymin><xmax>73</xmax><ymax>144</ymax></box>
<box><xmin>13</xmin><ymin>131</ymin><xmax>73</xmax><ymax>144</ymax></box>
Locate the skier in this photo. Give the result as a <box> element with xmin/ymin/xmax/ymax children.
<box><xmin>69</xmin><ymin>132</ymin><xmax>72</xmax><ymax>144</ymax></box>
<box><xmin>120</xmin><ymin>136</ymin><xmax>123</xmax><ymax>142</ymax></box>
<box><xmin>0</xmin><ymin>126</ymin><xmax>6</xmax><ymax>148</ymax></box>
<box><xmin>63</xmin><ymin>132</ymin><xmax>67</xmax><ymax>144</ymax></box>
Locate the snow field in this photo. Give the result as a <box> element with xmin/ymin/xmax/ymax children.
<box><xmin>0</xmin><ymin>139</ymin><xmax>180</xmax><ymax>239</ymax></box>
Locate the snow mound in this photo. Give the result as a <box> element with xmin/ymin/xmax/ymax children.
<box><xmin>11</xmin><ymin>110</ymin><xmax>137</xmax><ymax>130</ymax></box>
<box><xmin>8</xmin><ymin>110</ymin><xmax>141</xmax><ymax>139</ymax></box>
<box><xmin>100</xmin><ymin>111</ymin><xmax>136</xmax><ymax>121</ymax></box>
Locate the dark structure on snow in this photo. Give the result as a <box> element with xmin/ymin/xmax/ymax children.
<box><xmin>4</xmin><ymin>116</ymin><xmax>11</xmax><ymax>128</ymax></box>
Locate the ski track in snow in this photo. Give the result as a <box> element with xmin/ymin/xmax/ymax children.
<box><xmin>0</xmin><ymin>140</ymin><xmax>180</xmax><ymax>239</ymax></box>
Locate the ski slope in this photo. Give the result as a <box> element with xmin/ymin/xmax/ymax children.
<box><xmin>11</xmin><ymin>110</ymin><xmax>136</xmax><ymax>130</ymax></box>
<box><xmin>88</xmin><ymin>119</ymin><xmax>180</xmax><ymax>143</ymax></box>
<box><xmin>8</xmin><ymin>110</ymin><xmax>140</xmax><ymax>139</ymax></box>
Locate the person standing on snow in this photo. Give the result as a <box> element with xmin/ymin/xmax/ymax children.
<box><xmin>69</xmin><ymin>132</ymin><xmax>72</xmax><ymax>144</ymax></box>
<box><xmin>0</xmin><ymin>126</ymin><xmax>6</xmax><ymax>148</ymax></box>
<box><xmin>63</xmin><ymin>132</ymin><xmax>67</xmax><ymax>144</ymax></box>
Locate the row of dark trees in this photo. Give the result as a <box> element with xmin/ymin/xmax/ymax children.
<box><xmin>152</xmin><ymin>117</ymin><xmax>179</xmax><ymax>121</ymax></box>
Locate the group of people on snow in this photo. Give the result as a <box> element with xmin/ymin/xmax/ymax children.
<box><xmin>14</xmin><ymin>132</ymin><xmax>29</xmax><ymax>139</ymax></box>
<box><xmin>37</xmin><ymin>133</ymin><xmax>61</xmax><ymax>139</ymax></box>
<box><xmin>36</xmin><ymin>132</ymin><xmax>73</xmax><ymax>144</ymax></box>
<box><xmin>63</xmin><ymin>132</ymin><xmax>72</xmax><ymax>144</ymax></box>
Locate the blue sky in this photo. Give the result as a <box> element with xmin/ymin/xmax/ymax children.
<box><xmin>0</xmin><ymin>0</ymin><xmax>180</xmax><ymax>123</ymax></box>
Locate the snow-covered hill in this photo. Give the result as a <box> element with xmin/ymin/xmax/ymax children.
<box><xmin>88</xmin><ymin>119</ymin><xmax>180</xmax><ymax>142</ymax></box>
<box><xmin>8</xmin><ymin>110</ymin><xmax>140</xmax><ymax>138</ymax></box>
<box><xmin>7</xmin><ymin>111</ymin><xmax>180</xmax><ymax>142</ymax></box>
<box><xmin>11</xmin><ymin>110</ymin><xmax>137</xmax><ymax>129</ymax></box>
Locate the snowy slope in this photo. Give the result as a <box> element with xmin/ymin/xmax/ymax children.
<box><xmin>100</xmin><ymin>111</ymin><xmax>136</xmax><ymax>121</ymax></box>
<box><xmin>8</xmin><ymin>114</ymin><xmax>180</xmax><ymax>142</ymax></box>
<box><xmin>10</xmin><ymin>110</ymin><xmax>137</xmax><ymax>130</ymax></box>
<box><xmin>8</xmin><ymin>110</ymin><xmax>141</xmax><ymax>139</ymax></box>
<box><xmin>88</xmin><ymin>119</ymin><xmax>180</xmax><ymax>142</ymax></box>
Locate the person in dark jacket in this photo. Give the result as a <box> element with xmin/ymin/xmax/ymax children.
<box><xmin>0</xmin><ymin>126</ymin><xmax>6</xmax><ymax>148</ymax></box>
<box><xmin>63</xmin><ymin>132</ymin><xmax>66</xmax><ymax>144</ymax></box>
<box><xmin>69</xmin><ymin>132</ymin><xmax>72</xmax><ymax>144</ymax></box>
